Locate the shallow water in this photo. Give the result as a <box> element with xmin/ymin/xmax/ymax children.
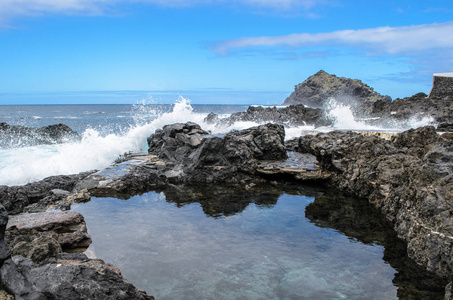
<box><xmin>72</xmin><ymin>184</ymin><xmax>446</xmax><ymax>300</ymax></box>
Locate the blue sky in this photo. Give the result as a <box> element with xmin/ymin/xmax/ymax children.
<box><xmin>0</xmin><ymin>0</ymin><xmax>452</xmax><ymax>104</ymax></box>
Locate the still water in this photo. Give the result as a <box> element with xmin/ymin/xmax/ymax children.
<box><xmin>72</xmin><ymin>184</ymin><xmax>446</xmax><ymax>300</ymax></box>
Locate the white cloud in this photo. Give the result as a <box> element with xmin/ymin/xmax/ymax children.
<box><xmin>211</xmin><ymin>21</ymin><xmax>453</xmax><ymax>56</ymax></box>
<box><xmin>0</xmin><ymin>0</ymin><xmax>327</xmax><ymax>24</ymax></box>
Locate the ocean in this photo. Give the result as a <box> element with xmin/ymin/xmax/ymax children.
<box><xmin>0</xmin><ymin>96</ymin><xmax>434</xmax><ymax>186</ymax></box>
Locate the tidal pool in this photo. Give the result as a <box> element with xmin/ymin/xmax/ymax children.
<box><xmin>72</xmin><ymin>184</ymin><xmax>446</xmax><ymax>299</ymax></box>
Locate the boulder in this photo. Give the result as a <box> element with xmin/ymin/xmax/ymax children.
<box><xmin>5</xmin><ymin>211</ymin><xmax>92</xmax><ymax>264</ymax></box>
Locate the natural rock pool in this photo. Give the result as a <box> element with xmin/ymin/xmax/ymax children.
<box><xmin>72</xmin><ymin>184</ymin><xmax>446</xmax><ymax>299</ymax></box>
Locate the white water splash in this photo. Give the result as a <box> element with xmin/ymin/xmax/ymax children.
<box><xmin>326</xmin><ymin>98</ymin><xmax>435</xmax><ymax>131</ymax></box>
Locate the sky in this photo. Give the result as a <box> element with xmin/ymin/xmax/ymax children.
<box><xmin>0</xmin><ymin>0</ymin><xmax>452</xmax><ymax>104</ymax></box>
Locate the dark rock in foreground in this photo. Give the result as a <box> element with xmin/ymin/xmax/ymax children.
<box><xmin>13</xmin><ymin>254</ymin><xmax>153</xmax><ymax>300</ymax></box>
<box><xmin>0</xmin><ymin>203</ymin><xmax>153</xmax><ymax>299</ymax></box>
<box><xmin>0</xmin><ymin>123</ymin><xmax>81</xmax><ymax>149</ymax></box>
<box><xmin>283</xmin><ymin>70</ymin><xmax>391</xmax><ymax>109</ymax></box>
<box><xmin>6</xmin><ymin>211</ymin><xmax>92</xmax><ymax>265</ymax></box>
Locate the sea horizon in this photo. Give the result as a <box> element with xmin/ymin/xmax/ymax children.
<box><xmin>0</xmin><ymin>90</ymin><xmax>291</xmax><ymax>106</ymax></box>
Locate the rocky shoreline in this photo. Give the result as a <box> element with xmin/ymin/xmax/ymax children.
<box><xmin>1</xmin><ymin>71</ymin><xmax>452</xmax><ymax>298</ymax></box>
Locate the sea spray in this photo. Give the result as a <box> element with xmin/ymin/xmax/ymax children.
<box><xmin>326</xmin><ymin>98</ymin><xmax>435</xmax><ymax>131</ymax></box>
<box><xmin>0</xmin><ymin>97</ymin><xmax>202</xmax><ymax>186</ymax></box>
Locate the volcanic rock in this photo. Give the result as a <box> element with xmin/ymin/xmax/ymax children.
<box><xmin>5</xmin><ymin>211</ymin><xmax>92</xmax><ymax>265</ymax></box>
<box><xmin>206</xmin><ymin>105</ymin><xmax>331</xmax><ymax>127</ymax></box>
<box><xmin>12</xmin><ymin>255</ymin><xmax>154</xmax><ymax>300</ymax></box>
<box><xmin>283</xmin><ymin>70</ymin><xmax>391</xmax><ymax>109</ymax></box>
<box><xmin>0</xmin><ymin>172</ymin><xmax>92</xmax><ymax>215</ymax></box>
<box><xmin>297</xmin><ymin>126</ymin><xmax>453</xmax><ymax>281</ymax></box>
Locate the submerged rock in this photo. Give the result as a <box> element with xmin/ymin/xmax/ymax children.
<box><xmin>0</xmin><ymin>123</ymin><xmax>80</xmax><ymax>149</ymax></box>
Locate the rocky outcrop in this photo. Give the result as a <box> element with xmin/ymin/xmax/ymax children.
<box><xmin>0</xmin><ymin>172</ymin><xmax>92</xmax><ymax>215</ymax></box>
<box><xmin>370</xmin><ymin>92</ymin><xmax>453</xmax><ymax>131</ymax></box>
<box><xmin>297</xmin><ymin>127</ymin><xmax>453</xmax><ymax>282</ymax></box>
<box><xmin>0</xmin><ymin>123</ymin><xmax>80</xmax><ymax>149</ymax></box>
<box><xmin>151</xmin><ymin>122</ymin><xmax>288</xmax><ymax>183</ymax></box>
<box><xmin>283</xmin><ymin>70</ymin><xmax>391</xmax><ymax>109</ymax></box>
<box><xmin>205</xmin><ymin>105</ymin><xmax>331</xmax><ymax>128</ymax></box>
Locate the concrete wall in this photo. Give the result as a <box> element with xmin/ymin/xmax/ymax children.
<box><xmin>429</xmin><ymin>73</ymin><xmax>453</xmax><ymax>98</ymax></box>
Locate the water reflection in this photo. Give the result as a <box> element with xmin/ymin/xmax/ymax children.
<box><xmin>72</xmin><ymin>183</ymin><xmax>446</xmax><ymax>299</ymax></box>
<box><xmin>305</xmin><ymin>193</ymin><xmax>447</xmax><ymax>299</ymax></box>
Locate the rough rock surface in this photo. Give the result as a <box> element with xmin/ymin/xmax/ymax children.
<box><xmin>13</xmin><ymin>254</ymin><xmax>153</xmax><ymax>300</ymax></box>
<box><xmin>369</xmin><ymin>92</ymin><xmax>453</xmax><ymax>131</ymax></box>
<box><xmin>0</xmin><ymin>172</ymin><xmax>92</xmax><ymax>215</ymax></box>
<box><xmin>283</xmin><ymin>70</ymin><xmax>391</xmax><ymax>109</ymax></box>
<box><xmin>0</xmin><ymin>123</ymin><xmax>80</xmax><ymax>149</ymax></box>
<box><xmin>5</xmin><ymin>211</ymin><xmax>92</xmax><ymax>264</ymax></box>
<box><xmin>205</xmin><ymin>105</ymin><xmax>331</xmax><ymax>128</ymax></box>
<box><xmin>297</xmin><ymin>127</ymin><xmax>453</xmax><ymax>282</ymax></box>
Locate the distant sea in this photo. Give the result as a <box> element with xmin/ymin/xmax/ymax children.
<box><xmin>0</xmin><ymin>90</ymin><xmax>291</xmax><ymax>106</ymax></box>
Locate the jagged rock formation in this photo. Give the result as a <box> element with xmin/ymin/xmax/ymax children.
<box><xmin>0</xmin><ymin>123</ymin><xmax>80</xmax><ymax>149</ymax></box>
<box><xmin>0</xmin><ymin>172</ymin><xmax>92</xmax><ymax>215</ymax></box>
<box><xmin>297</xmin><ymin>127</ymin><xmax>453</xmax><ymax>285</ymax></box>
<box><xmin>205</xmin><ymin>104</ymin><xmax>331</xmax><ymax>128</ymax></box>
<box><xmin>369</xmin><ymin>92</ymin><xmax>453</xmax><ymax>130</ymax></box>
<box><xmin>283</xmin><ymin>70</ymin><xmax>391</xmax><ymax>109</ymax></box>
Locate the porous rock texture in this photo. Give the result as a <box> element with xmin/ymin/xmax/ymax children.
<box><xmin>297</xmin><ymin>126</ymin><xmax>453</xmax><ymax>283</ymax></box>
<box><xmin>148</xmin><ymin>122</ymin><xmax>288</xmax><ymax>184</ymax></box>
<box><xmin>5</xmin><ymin>211</ymin><xmax>92</xmax><ymax>265</ymax></box>
<box><xmin>0</xmin><ymin>172</ymin><xmax>92</xmax><ymax>215</ymax></box>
